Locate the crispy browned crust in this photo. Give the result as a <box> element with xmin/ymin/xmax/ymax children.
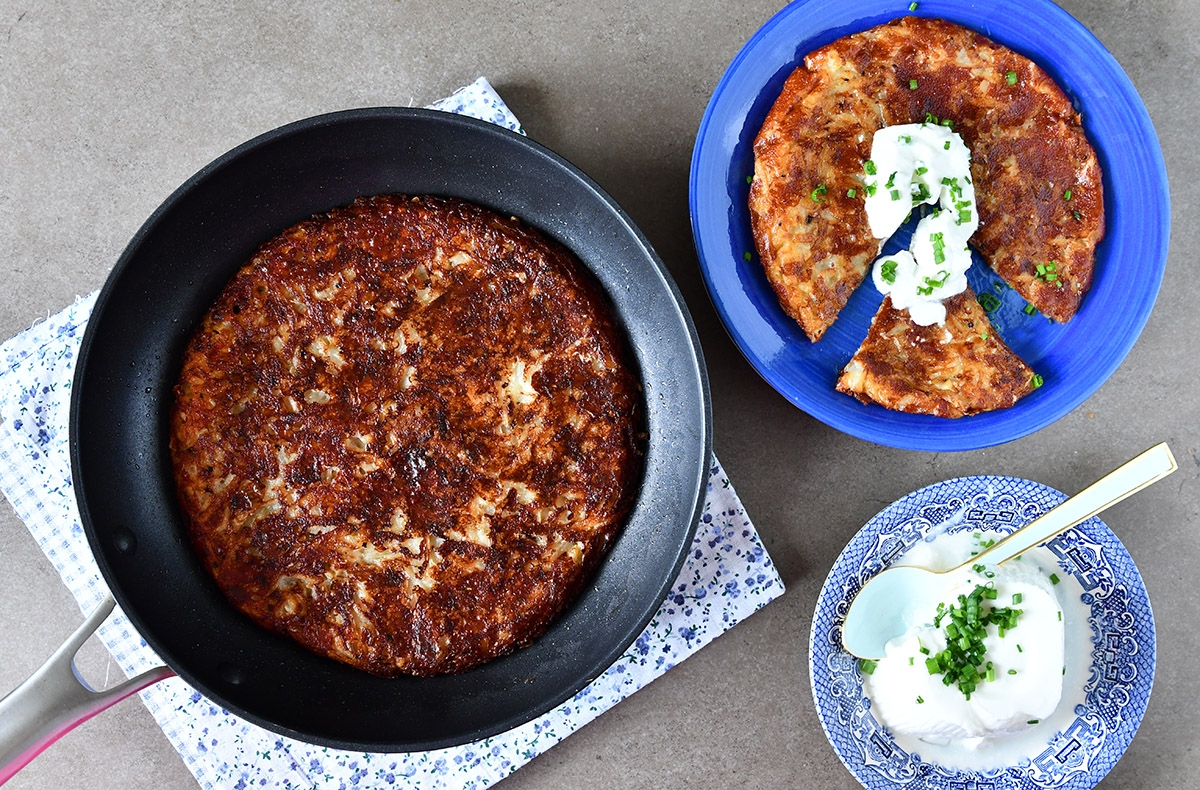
<box><xmin>170</xmin><ymin>195</ymin><xmax>642</xmax><ymax>676</ymax></box>
<box><xmin>750</xmin><ymin>16</ymin><xmax>1103</xmax><ymax>339</ymax></box>
<box><xmin>836</xmin><ymin>288</ymin><xmax>1037</xmax><ymax>418</ymax></box>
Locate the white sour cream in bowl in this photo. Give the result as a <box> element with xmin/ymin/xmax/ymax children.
<box><xmin>809</xmin><ymin>475</ymin><xmax>1156</xmax><ymax>790</ymax></box>
<box><xmin>859</xmin><ymin>529</ymin><xmax>1090</xmax><ymax>768</ymax></box>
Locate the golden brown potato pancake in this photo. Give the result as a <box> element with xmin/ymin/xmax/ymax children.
<box><xmin>170</xmin><ymin>195</ymin><xmax>642</xmax><ymax>676</ymax></box>
<box><xmin>750</xmin><ymin>16</ymin><xmax>1103</xmax><ymax>340</ymax></box>
<box><xmin>836</xmin><ymin>287</ymin><xmax>1038</xmax><ymax>418</ymax></box>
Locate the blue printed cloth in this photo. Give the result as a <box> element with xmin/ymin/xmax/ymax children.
<box><xmin>0</xmin><ymin>79</ymin><xmax>783</xmax><ymax>789</ymax></box>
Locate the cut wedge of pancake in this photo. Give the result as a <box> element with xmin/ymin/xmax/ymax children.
<box><xmin>749</xmin><ymin>16</ymin><xmax>1103</xmax><ymax>340</ymax></box>
<box><xmin>836</xmin><ymin>288</ymin><xmax>1038</xmax><ymax>418</ymax></box>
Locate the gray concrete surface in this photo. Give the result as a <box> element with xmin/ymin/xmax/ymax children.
<box><xmin>1</xmin><ymin>1</ymin><xmax>1196</xmax><ymax>787</ymax></box>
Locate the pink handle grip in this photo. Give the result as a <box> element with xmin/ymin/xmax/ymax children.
<box><xmin>0</xmin><ymin>595</ymin><xmax>173</xmax><ymax>785</ymax></box>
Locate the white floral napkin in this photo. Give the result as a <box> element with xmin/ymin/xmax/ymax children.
<box><xmin>0</xmin><ymin>79</ymin><xmax>783</xmax><ymax>789</ymax></box>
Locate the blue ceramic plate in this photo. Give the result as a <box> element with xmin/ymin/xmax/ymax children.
<box><xmin>810</xmin><ymin>476</ymin><xmax>1155</xmax><ymax>788</ymax></box>
<box><xmin>689</xmin><ymin>0</ymin><xmax>1168</xmax><ymax>450</ymax></box>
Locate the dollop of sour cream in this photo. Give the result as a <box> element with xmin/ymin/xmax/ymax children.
<box><xmin>862</xmin><ymin>123</ymin><xmax>978</xmax><ymax>326</ymax></box>
<box><xmin>862</xmin><ymin>531</ymin><xmax>1065</xmax><ymax>751</ymax></box>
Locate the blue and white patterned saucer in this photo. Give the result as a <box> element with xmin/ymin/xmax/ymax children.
<box><xmin>810</xmin><ymin>476</ymin><xmax>1155</xmax><ymax>789</ymax></box>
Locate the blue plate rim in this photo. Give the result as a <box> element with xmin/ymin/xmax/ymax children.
<box><xmin>689</xmin><ymin>0</ymin><xmax>1170</xmax><ymax>451</ymax></box>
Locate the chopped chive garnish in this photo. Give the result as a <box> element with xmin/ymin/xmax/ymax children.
<box><xmin>864</xmin><ymin>159</ymin><xmax>877</xmax><ymax>175</ymax></box>
<box><xmin>886</xmin><ymin>172</ymin><xmax>897</xmax><ymax>188</ymax></box>
<box><xmin>859</xmin><ymin>659</ymin><xmax>878</xmax><ymax>675</ymax></box>
<box><xmin>1024</xmin><ymin>303</ymin><xmax>1037</xmax><ymax>316</ymax></box>
<box><xmin>923</xmin><ymin>584</ymin><xmax>1025</xmax><ymax>698</ymax></box>
<box><xmin>1006</xmin><ymin>70</ymin><xmax>1017</xmax><ymax>85</ymax></box>
<box><xmin>811</xmin><ymin>183</ymin><xmax>828</xmax><ymax>202</ymax></box>
<box><xmin>1063</xmin><ymin>666</ymin><xmax>1067</xmax><ymax>675</ymax></box>
<box><xmin>909</xmin><ymin>657</ymin><xmax>915</xmax><ymax>665</ymax></box>
<box><xmin>866</xmin><ymin>183</ymin><xmax>878</xmax><ymax>197</ymax></box>
<box><xmin>891</xmin><ymin>189</ymin><xmax>901</xmax><ymax>201</ymax></box>
<box><xmin>909</xmin><ymin>2</ymin><xmax>918</xmax><ymax>10</ymax></box>
<box><xmin>931</xmin><ymin>232</ymin><xmax>946</xmax><ymax>265</ymax></box>
<box><xmin>1058</xmin><ymin>611</ymin><xmax>1063</xmax><ymax>621</ymax></box>
<box><xmin>1012</xmin><ymin>593</ymin><xmax>1023</xmax><ymax>605</ymax></box>
<box><xmin>915</xmin><ymin>166</ymin><xmax>928</xmax><ymax>176</ymax></box>
<box><xmin>944</xmin><ymin>140</ymin><xmax>951</xmax><ymax>150</ymax></box>
<box><xmin>1008</xmin><ymin>669</ymin><xmax>1018</xmax><ymax>675</ymax></box>
<box><xmin>1017</xmin><ymin>644</ymin><xmax>1023</xmax><ymax>653</ymax></box>
<box><xmin>745</xmin><ymin>174</ymin><xmax>753</xmax><ymax>184</ymax></box>
<box><xmin>847</xmin><ymin>187</ymin><xmax>857</xmax><ymax>197</ymax></box>
<box><xmin>1031</xmin><ymin>373</ymin><xmax>1044</xmax><ymax>388</ymax></box>
<box><xmin>1064</xmin><ymin>189</ymin><xmax>1073</xmax><ymax>200</ymax></box>
<box><xmin>743</xmin><ymin>251</ymin><xmax>752</xmax><ymax>261</ymax></box>
<box><xmin>881</xmin><ymin>259</ymin><xmax>898</xmax><ymax>284</ymax></box>
<box><xmin>1073</xmin><ymin>209</ymin><xmax>1082</xmax><ymax>221</ymax></box>
<box><xmin>981</xmin><ymin>332</ymin><xmax>988</xmax><ymax>340</ymax></box>
<box><xmin>977</xmin><ymin>292</ymin><xmax>1001</xmax><ymax>313</ymax></box>
<box><xmin>909</xmin><ymin>79</ymin><xmax>919</xmax><ymax>89</ymax></box>
<box><xmin>1028</xmin><ymin>720</ymin><xmax>1040</xmax><ymax>725</ymax></box>
<box><xmin>940</xmin><ymin>118</ymin><xmax>954</xmax><ymax>129</ymax></box>
<box><xmin>972</xmin><ymin>563</ymin><xmax>986</xmax><ymax>574</ymax></box>
<box><xmin>1050</xmin><ymin>573</ymin><xmax>1060</xmax><ymax>585</ymax></box>
<box><xmin>917</xmin><ymin>695</ymin><xmax>924</xmax><ymax>703</ymax></box>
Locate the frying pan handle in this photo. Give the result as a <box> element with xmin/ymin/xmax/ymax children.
<box><xmin>0</xmin><ymin>594</ymin><xmax>174</xmax><ymax>785</ymax></box>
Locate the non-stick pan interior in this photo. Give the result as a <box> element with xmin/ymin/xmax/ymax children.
<box><xmin>70</xmin><ymin>108</ymin><xmax>711</xmax><ymax>751</ymax></box>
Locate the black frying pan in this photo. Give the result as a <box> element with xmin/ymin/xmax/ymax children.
<box><xmin>62</xmin><ymin>109</ymin><xmax>711</xmax><ymax>751</ymax></box>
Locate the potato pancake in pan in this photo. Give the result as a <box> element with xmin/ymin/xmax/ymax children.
<box><xmin>170</xmin><ymin>194</ymin><xmax>642</xmax><ymax>676</ymax></box>
<box><xmin>750</xmin><ymin>16</ymin><xmax>1104</xmax><ymax>341</ymax></box>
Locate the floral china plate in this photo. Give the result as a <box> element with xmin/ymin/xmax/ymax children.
<box><xmin>810</xmin><ymin>476</ymin><xmax>1155</xmax><ymax>788</ymax></box>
